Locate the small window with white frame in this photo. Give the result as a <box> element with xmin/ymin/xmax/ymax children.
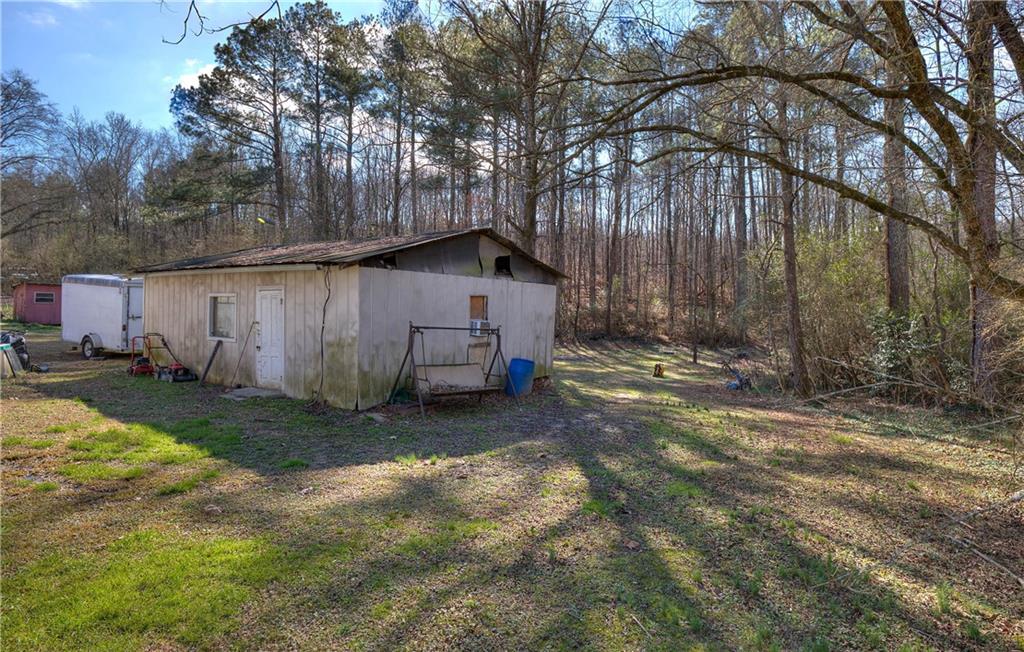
<box><xmin>208</xmin><ymin>294</ymin><xmax>237</xmax><ymax>340</ymax></box>
<box><xmin>34</xmin><ymin>291</ymin><xmax>55</xmax><ymax>304</ymax></box>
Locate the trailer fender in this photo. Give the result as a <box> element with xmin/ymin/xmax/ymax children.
<box><xmin>83</xmin><ymin>332</ymin><xmax>105</xmax><ymax>349</ymax></box>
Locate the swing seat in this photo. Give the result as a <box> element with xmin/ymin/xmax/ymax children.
<box><xmin>417</xmin><ymin>363</ymin><xmax>501</xmax><ymax>397</ymax></box>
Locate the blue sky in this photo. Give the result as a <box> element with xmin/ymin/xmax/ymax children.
<box><xmin>2</xmin><ymin>1</ymin><xmax>382</xmax><ymax>130</ymax></box>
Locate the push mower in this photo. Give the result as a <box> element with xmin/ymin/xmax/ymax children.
<box><xmin>127</xmin><ymin>333</ymin><xmax>197</xmax><ymax>382</ymax></box>
<box><xmin>127</xmin><ymin>335</ymin><xmax>155</xmax><ymax>376</ymax></box>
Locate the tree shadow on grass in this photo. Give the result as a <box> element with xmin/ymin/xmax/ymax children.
<box><xmin>8</xmin><ymin>336</ymin><xmax>1021</xmax><ymax>650</ymax></box>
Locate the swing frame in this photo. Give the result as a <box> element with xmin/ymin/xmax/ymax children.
<box><xmin>387</xmin><ymin>322</ymin><xmax>520</xmax><ymax>416</ymax></box>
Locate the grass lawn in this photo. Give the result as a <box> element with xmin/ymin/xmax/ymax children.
<box><xmin>2</xmin><ymin>325</ymin><xmax>1021</xmax><ymax>651</ymax></box>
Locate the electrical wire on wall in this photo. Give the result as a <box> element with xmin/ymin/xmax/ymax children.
<box><xmin>310</xmin><ymin>266</ymin><xmax>332</xmax><ymax>406</ymax></box>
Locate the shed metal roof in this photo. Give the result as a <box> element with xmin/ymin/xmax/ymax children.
<box><xmin>134</xmin><ymin>228</ymin><xmax>565</xmax><ymax>277</ymax></box>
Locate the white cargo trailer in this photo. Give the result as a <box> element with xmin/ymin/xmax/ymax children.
<box><xmin>61</xmin><ymin>275</ymin><xmax>144</xmax><ymax>359</ymax></box>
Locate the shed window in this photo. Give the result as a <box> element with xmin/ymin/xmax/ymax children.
<box><xmin>208</xmin><ymin>294</ymin><xmax>237</xmax><ymax>340</ymax></box>
<box><xmin>470</xmin><ymin>295</ymin><xmax>488</xmax><ymax>320</ymax></box>
<box><xmin>495</xmin><ymin>256</ymin><xmax>512</xmax><ymax>277</ymax></box>
<box><xmin>33</xmin><ymin>292</ymin><xmax>55</xmax><ymax>304</ymax></box>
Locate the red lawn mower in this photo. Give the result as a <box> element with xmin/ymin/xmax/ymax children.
<box><xmin>127</xmin><ymin>333</ymin><xmax>197</xmax><ymax>382</ymax></box>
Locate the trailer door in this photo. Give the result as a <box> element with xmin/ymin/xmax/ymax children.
<box><xmin>127</xmin><ymin>284</ymin><xmax>145</xmax><ymax>344</ymax></box>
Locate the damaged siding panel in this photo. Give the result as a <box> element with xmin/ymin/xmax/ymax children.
<box><xmin>509</xmin><ymin>253</ymin><xmax>558</xmax><ymax>285</ymax></box>
<box><xmin>478</xmin><ymin>236</ymin><xmax>511</xmax><ymax>277</ymax></box>
<box><xmin>389</xmin><ymin>234</ymin><xmax>482</xmax><ymax>277</ymax></box>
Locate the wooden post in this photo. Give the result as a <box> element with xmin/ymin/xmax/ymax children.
<box><xmin>408</xmin><ymin>325</ymin><xmax>426</xmax><ymax>417</ymax></box>
<box><xmin>496</xmin><ymin>328</ymin><xmax>520</xmax><ymax>407</ymax></box>
<box><xmin>199</xmin><ymin>340</ymin><xmax>223</xmax><ymax>386</ymax></box>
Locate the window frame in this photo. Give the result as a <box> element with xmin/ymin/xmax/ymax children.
<box><xmin>207</xmin><ymin>293</ymin><xmax>238</xmax><ymax>342</ymax></box>
<box><xmin>33</xmin><ymin>291</ymin><xmax>55</xmax><ymax>304</ymax></box>
<box><xmin>469</xmin><ymin>295</ymin><xmax>489</xmax><ymax>321</ymax></box>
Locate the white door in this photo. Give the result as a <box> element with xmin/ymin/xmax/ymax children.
<box><xmin>255</xmin><ymin>288</ymin><xmax>284</xmax><ymax>389</ymax></box>
<box><xmin>126</xmin><ymin>285</ymin><xmax>145</xmax><ymax>344</ymax></box>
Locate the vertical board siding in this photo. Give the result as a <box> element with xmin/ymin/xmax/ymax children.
<box><xmin>143</xmin><ymin>267</ymin><xmax>360</xmax><ymax>408</ymax></box>
<box><xmin>143</xmin><ymin>265</ymin><xmax>555</xmax><ymax>411</ymax></box>
<box><xmin>356</xmin><ymin>268</ymin><xmax>556</xmax><ymax>409</ymax></box>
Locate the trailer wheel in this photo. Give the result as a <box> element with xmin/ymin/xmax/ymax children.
<box><xmin>81</xmin><ymin>336</ymin><xmax>99</xmax><ymax>360</ymax></box>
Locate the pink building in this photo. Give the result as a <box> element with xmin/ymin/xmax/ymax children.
<box><xmin>12</xmin><ymin>283</ymin><xmax>61</xmax><ymax>325</ymax></box>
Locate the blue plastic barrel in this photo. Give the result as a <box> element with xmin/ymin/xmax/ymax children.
<box><xmin>505</xmin><ymin>358</ymin><xmax>535</xmax><ymax>397</ymax></box>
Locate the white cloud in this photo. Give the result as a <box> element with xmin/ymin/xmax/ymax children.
<box><xmin>185</xmin><ymin>58</ymin><xmax>201</xmax><ymax>69</ymax></box>
<box><xmin>22</xmin><ymin>10</ymin><xmax>58</xmax><ymax>27</ymax></box>
<box><xmin>50</xmin><ymin>0</ymin><xmax>89</xmax><ymax>9</ymax></box>
<box><xmin>176</xmin><ymin>63</ymin><xmax>215</xmax><ymax>89</ymax></box>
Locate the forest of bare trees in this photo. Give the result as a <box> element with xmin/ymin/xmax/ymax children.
<box><xmin>3</xmin><ymin>0</ymin><xmax>1022</xmax><ymax>403</ymax></box>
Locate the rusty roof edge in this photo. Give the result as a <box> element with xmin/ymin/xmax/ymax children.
<box><xmin>133</xmin><ymin>227</ymin><xmax>567</xmax><ymax>278</ymax></box>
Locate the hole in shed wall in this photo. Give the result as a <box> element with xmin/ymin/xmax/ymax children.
<box><xmin>495</xmin><ymin>256</ymin><xmax>513</xmax><ymax>278</ymax></box>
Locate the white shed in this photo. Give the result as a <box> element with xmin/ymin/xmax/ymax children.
<box><xmin>136</xmin><ymin>228</ymin><xmax>562</xmax><ymax>409</ymax></box>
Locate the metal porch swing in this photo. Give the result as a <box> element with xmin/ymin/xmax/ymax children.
<box><xmin>387</xmin><ymin>322</ymin><xmax>520</xmax><ymax>416</ymax></box>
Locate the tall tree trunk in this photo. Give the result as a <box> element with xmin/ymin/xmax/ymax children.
<box><xmin>344</xmin><ymin>100</ymin><xmax>356</xmax><ymax>237</ymax></box>
<box><xmin>448</xmin><ymin>167</ymin><xmax>457</xmax><ymax>229</ymax></box>
<box><xmin>605</xmin><ymin>144</ymin><xmax>624</xmax><ymax>335</ymax></box>
<box><xmin>553</xmin><ymin>111</ymin><xmax>566</xmax><ymax>274</ymax></box>
<box><xmin>705</xmin><ymin>167</ymin><xmax>718</xmax><ymax>336</ymax></box>
<box><xmin>410</xmin><ymin>106</ymin><xmax>419</xmax><ymax>232</ymax></box>
<box><xmin>666</xmin><ymin>161</ymin><xmax>677</xmax><ymax>335</ymax></box>
<box><xmin>522</xmin><ymin>94</ymin><xmax>540</xmax><ymax>254</ymax></box>
<box><xmin>462</xmin><ymin>163</ymin><xmax>472</xmax><ymax>226</ymax></box>
<box><xmin>272</xmin><ymin>112</ymin><xmax>288</xmax><ymax>242</ymax></box>
<box><xmin>884</xmin><ymin>63</ymin><xmax>911</xmax><ymax>314</ymax></box>
<box><xmin>966</xmin><ymin>2</ymin><xmax>1000</xmax><ymax>399</ymax></box>
<box><xmin>588</xmin><ymin>143</ymin><xmax>598</xmax><ymax>316</ymax></box>
<box><xmin>778</xmin><ymin>98</ymin><xmax>811</xmax><ymax>397</ymax></box>
<box><xmin>491</xmin><ymin>109</ymin><xmax>500</xmax><ymax>226</ymax></box>
<box><xmin>733</xmin><ymin>145</ymin><xmax>748</xmax><ymax>341</ymax></box>
<box><xmin>390</xmin><ymin>85</ymin><xmax>404</xmax><ymax>236</ymax></box>
<box><xmin>835</xmin><ymin>124</ymin><xmax>848</xmax><ymax>237</ymax></box>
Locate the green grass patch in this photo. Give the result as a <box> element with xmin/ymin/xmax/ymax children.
<box><xmin>582</xmin><ymin>497</ymin><xmax>621</xmax><ymax>518</ymax></box>
<box><xmin>394</xmin><ymin>453</ymin><xmax>418</xmax><ymax>466</ymax></box>
<box><xmin>665</xmin><ymin>480</ymin><xmax>703</xmax><ymax>499</ymax></box>
<box><xmin>58</xmin><ymin>462</ymin><xmax>146</xmax><ymax>482</ymax></box>
<box><xmin>830</xmin><ymin>434</ymin><xmax>854</xmax><ymax>445</ymax></box>
<box><xmin>2</xmin><ymin>530</ymin><xmax>284</xmax><ymax>650</ymax></box>
<box><xmin>394</xmin><ymin>518</ymin><xmax>498</xmax><ymax>557</ymax></box>
<box><xmin>66</xmin><ymin>419</ymin><xmax>241</xmax><ymax>467</ymax></box>
<box><xmin>32</xmin><ymin>481</ymin><xmax>59</xmax><ymax>492</ymax></box>
<box><xmin>934</xmin><ymin>581</ymin><xmax>953</xmax><ymax>615</ymax></box>
<box><xmin>45</xmin><ymin>422</ymin><xmax>83</xmax><ymax>434</ymax></box>
<box><xmin>963</xmin><ymin>620</ymin><xmax>985</xmax><ymax>643</ymax></box>
<box><xmin>4</xmin><ymin>436</ymin><xmax>54</xmax><ymax>449</ymax></box>
<box><xmin>278</xmin><ymin>458</ymin><xmax>309</xmax><ymax>470</ymax></box>
<box><xmin>157</xmin><ymin>469</ymin><xmax>221</xmax><ymax>495</ymax></box>
<box><xmin>647</xmin><ymin>420</ymin><xmax>725</xmax><ymax>457</ymax></box>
